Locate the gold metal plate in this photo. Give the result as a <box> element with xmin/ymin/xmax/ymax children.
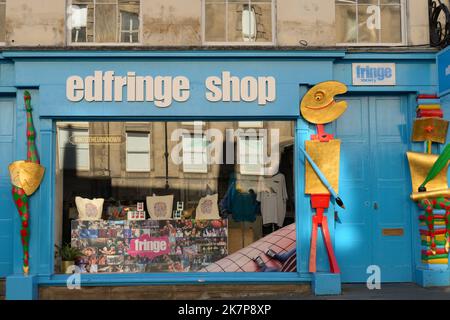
<box><xmin>406</xmin><ymin>152</ymin><xmax>449</xmax><ymax>200</ymax></box>
<box><xmin>382</xmin><ymin>228</ymin><xmax>404</xmax><ymax>236</ymax></box>
<box><xmin>9</xmin><ymin>160</ymin><xmax>45</xmax><ymax>195</ymax></box>
<box><xmin>412</xmin><ymin>118</ymin><xmax>449</xmax><ymax>144</ymax></box>
<box><xmin>305</xmin><ymin>140</ymin><xmax>340</xmax><ymax>194</ymax></box>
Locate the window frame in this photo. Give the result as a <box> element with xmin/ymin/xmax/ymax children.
<box><xmin>66</xmin><ymin>0</ymin><xmax>143</xmax><ymax>46</ymax></box>
<box><xmin>237</xmin><ymin>131</ymin><xmax>266</xmax><ymax>176</ymax></box>
<box><xmin>181</xmin><ymin>133</ymin><xmax>209</xmax><ymax>174</ymax></box>
<box><xmin>335</xmin><ymin>0</ymin><xmax>407</xmax><ymax>47</ymax></box>
<box><xmin>125</xmin><ymin>131</ymin><xmax>151</xmax><ymax>172</ymax></box>
<box><xmin>57</xmin><ymin>125</ymin><xmax>91</xmax><ymax>171</ymax></box>
<box><xmin>202</xmin><ymin>0</ymin><xmax>277</xmax><ymax>46</ymax></box>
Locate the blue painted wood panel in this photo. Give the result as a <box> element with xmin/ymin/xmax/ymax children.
<box><xmin>0</xmin><ymin>99</ymin><xmax>15</xmax><ymax>277</ymax></box>
<box><xmin>333</xmin><ymin>95</ymin><xmax>412</xmax><ymax>283</ymax></box>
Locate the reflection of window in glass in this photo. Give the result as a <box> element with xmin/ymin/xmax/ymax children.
<box><xmin>69</xmin><ymin>0</ymin><xmax>140</xmax><ymax>44</ymax></box>
<box><xmin>204</xmin><ymin>0</ymin><xmax>273</xmax><ymax>43</ymax></box>
<box><xmin>238</xmin><ymin>134</ymin><xmax>265</xmax><ymax>175</ymax></box>
<box><xmin>182</xmin><ymin>134</ymin><xmax>208</xmax><ymax>173</ymax></box>
<box><xmin>58</xmin><ymin>127</ymin><xmax>90</xmax><ymax>170</ymax></box>
<box><xmin>335</xmin><ymin>0</ymin><xmax>403</xmax><ymax>44</ymax></box>
<box><xmin>0</xmin><ymin>0</ymin><xmax>6</xmax><ymax>43</ymax></box>
<box><xmin>126</xmin><ymin>132</ymin><xmax>150</xmax><ymax>172</ymax></box>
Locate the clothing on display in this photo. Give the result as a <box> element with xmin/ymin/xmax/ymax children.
<box><xmin>257</xmin><ymin>173</ymin><xmax>288</xmax><ymax>227</ymax></box>
<box><xmin>196</xmin><ymin>193</ymin><xmax>221</xmax><ymax>220</ymax></box>
<box><xmin>219</xmin><ymin>174</ymin><xmax>260</xmax><ymax>222</ymax></box>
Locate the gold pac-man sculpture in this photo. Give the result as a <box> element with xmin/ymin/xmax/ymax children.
<box><xmin>300</xmin><ymin>81</ymin><xmax>348</xmax><ymax>125</ymax></box>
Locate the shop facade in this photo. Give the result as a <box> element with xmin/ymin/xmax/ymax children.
<box><xmin>0</xmin><ymin>50</ymin><xmax>442</xmax><ymax>300</ymax></box>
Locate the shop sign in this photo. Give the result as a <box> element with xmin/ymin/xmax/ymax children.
<box><xmin>352</xmin><ymin>63</ymin><xmax>396</xmax><ymax>86</ymax></box>
<box><xmin>66</xmin><ymin>71</ymin><xmax>276</xmax><ymax>107</ymax></box>
<box><xmin>437</xmin><ymin>46</ymin><xmax>450</xmax><ymax>96</ymax></box>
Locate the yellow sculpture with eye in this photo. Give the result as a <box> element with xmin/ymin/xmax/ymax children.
<box><xmin>300</xmin><ymin>81</ymin><xmax>348</xmax><ymax>124</ymax></box>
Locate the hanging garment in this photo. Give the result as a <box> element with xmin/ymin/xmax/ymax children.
<box><xmin>196</xmin><ymin>193</ymin><xmax>220</xmax><ymax>220</ymax></box>
<box><xmin>220</xmin><ymin>176</ymin><xmax>259</xmax><ymax>222</ymax></box>
<box><xmin>257</xmin><ymin>173</ymin><xmax>288</xmax><ymax>227</ymax></box>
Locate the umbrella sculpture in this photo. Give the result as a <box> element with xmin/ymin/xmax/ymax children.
<box><xmin>8</xmin><ymin>91</ymin><xmax>45</xmax><ymax>275</ymax></box>
<box><xmin>419</xmin><ymin>143</ymin><xmax>450</xmax><ymax>192</ymax></box>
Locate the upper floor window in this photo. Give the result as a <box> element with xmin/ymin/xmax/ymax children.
<box><xmin>68</xmin><ymin>0</ymin><xmax>140</xmax><ymax>44</ymax></box>
<box><xmin>335</xmin><ymin>0</ymin><xmax>405</xmax><ymax>45</ymax></box>
<box><xmin>203</xmin><ymin>0</ymin><xmax>274</xmax><ymax>44</ymax></box>
<box><xmin>0</xmin><ymin>0</ymin><xmax>5</xmax><ymax>43</ymax></box>
<box><xmin>182</xmin><ymin>134</ymin><xmax>209</xmax><ymax>173</ymax></box>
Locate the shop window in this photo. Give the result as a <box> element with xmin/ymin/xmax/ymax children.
<box><xmin>68</xmin><ymin>0</ymin><xmax>140</xmax><ymax>44</ymax></box>
<box><xmin>204</xmin><ymin>0</ymin><xmax>274</xmax><ymax>44</ymax></box>
<box><xmin>55</xmin><ymin>121</ymin><xmax>296</xmax><ymax>275</ymax></box>
<box><xmin>238</xmin><ymin>133</ymin><xmax>265</xmax><ymax>176</ymax></box>
<box><xmin>335</xmin><ymin>0</ymin><xmax>405</xmax><ymax>45</ymax></box>
<box><xmin>182</xmin><ymin>134</ymin><xmax>208</xmax><ymax>173</ymax></box>
<box><xmin>58</xmin><ymin>126</ymin><xmax>90</xmax><ymax>171</ymax></box>
<box><xmin>126</xmin><ymin>132</ymin><xmax>150</xmax><ymax>172</ymax></box>
<box><xmin>0</xmin><ymin>0</ymin><xmax>5</xmax><ymax>43</ymax></box>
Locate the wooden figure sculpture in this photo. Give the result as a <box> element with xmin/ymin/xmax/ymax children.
<box><xmin>8</xmin><ymin>91</ymin><xmax>45</xmax><ymax>275</ymax></box>
<box><xmin>300</xmin><ymin>81</ymin><xmax>348</xmax><ymax>274</ymax></box>
<box><xmin>406</xmin><ymin>95</ymin><xmax>449</xmax><ymax>268</ymax></box>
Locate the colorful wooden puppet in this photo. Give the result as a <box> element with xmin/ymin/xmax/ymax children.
<box><xmin>8</xmin><ymin>92</ymin><xmax>45</xmax><ymax>275</ymax></box>
<box><xmin>406</xmin><ymin>95</ymin><xmax>449</xmax><ymax>268</ymax></box>
<box><xmin>300</xmin><ymin>81</ymin><xmax>348</xmax><ymax>274</ymax></box>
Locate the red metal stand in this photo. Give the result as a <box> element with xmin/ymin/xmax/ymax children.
<box><xmin>308</xmin><ymin>124</ymin><xmax>340</xmax><ymax>274</ymax></box>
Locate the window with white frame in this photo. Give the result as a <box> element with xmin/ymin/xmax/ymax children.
<box><xmin>238</xmin><ymin>133</ymin><xmax>265</xmax><ymax>175</ymax></box>
<box><xmin>335</xmin><ymin>0</ymin><xmax>404</xmax><ymax>45</ymax></box>
<box><xmin>68</xmin><ymin>0</ymin><xmax>140</xmax><ymax>44</ymax></box>
<box><xmin>126</xmin><ymin>132</ymin><xmax>150</xmax><ymax>172</ymax></box>
<box><xmin>58</xmin><ymin>127</ymin><xmax>90</xmax><ymax>170</ymax></box>
<box><xmin>204</xmin><ymin>0</ymin><xmax>274</xmax><ymax>44</ymax></box>
<box><xmin>182</xmin><ymin>134</ymin><xmax>208</xmax><ymax>173</ymax></box>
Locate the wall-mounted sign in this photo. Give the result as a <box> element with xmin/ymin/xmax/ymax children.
<box><xmin>66</xmin><ymin>71</ymin><xmax>276</xmax><ymax>107</ymax></box>
<box><xmin>437</xmin><ymin>46</ymin><xmax>450</xmax><ymax>96</ymax></box>
<box><xmin>352</xmin><ymin>63</ymin><xmax>396</xmax><ymax>86</ymax></box>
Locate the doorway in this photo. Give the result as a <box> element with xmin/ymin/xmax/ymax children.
<box><xmin>331</xmin><ymin>95</ymin><xmax>413</xmax><ymax>282</ymax></box>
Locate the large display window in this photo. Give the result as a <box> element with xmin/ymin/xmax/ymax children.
<box><xmin>54</xmin><ymin>120</ymin><xmax>296</xmax><ymax>274</ymax></box>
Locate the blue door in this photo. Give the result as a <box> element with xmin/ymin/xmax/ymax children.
<box><xmin>0</xmin><ymin>99</ymin><xmax>15</xmax><ymax>277</ymax></box>
<box><xmin>332</xmin><ymin>95</ymin><xmax>412</xmax><ymax>283</ymax></box>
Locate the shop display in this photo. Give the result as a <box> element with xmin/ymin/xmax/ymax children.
<box><xmin>71</xmin><ymin>219</ymin><xmax>228</xmax><ymax>273</ymax></box>
<box><xmin>195</xmin><ymin>194</ymin><xmax>220</xmax><ymax>220</ymax></box>
<box><xmin>146</xmin><ymin>194</ymin><xmax>174</xmax><ymax>220</ymax></box>
<box><xmin>201</xmin><ymin>223</ymin><xmax>296</xmax><ymax>272</ymax></box>
<box><xmin>173</xmin><ymin>201</ymin><xmax>184</xmax><ymax>219</ymax></box>
<box><xmin>406</xmin><ymin>94</ymin><xmax>449</xmax><ymax>270</ymax></box>
<box><xmin>75</xmin><ymin>196</ymin><xmax>104</xmax><ymax>221</ymax></box>
<box><xmin>127</xmin><ymin>202</ymin><xmax>146</xmax><ymax>221</ymax></box>
<box><xmin>257</xmin><ymin>173</ymin><xmax>288</xmax><ymax>227</ymax></box>
<box><xmin>8</xmin><ymin>92</ymin><xmax>45</xmax><ymax>275</ymax></box>
<box><xmin>300</xmin><ymin>81</ymin><xmax>349</xmax><ymax>274</ymax></box>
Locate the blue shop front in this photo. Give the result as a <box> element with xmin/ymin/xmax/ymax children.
<box><xmin>0</xmin><ymin>50</ymin><xmax>446</xmax><ymax>300</ymax></box>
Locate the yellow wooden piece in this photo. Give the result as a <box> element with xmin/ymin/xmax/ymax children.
<box><xmin>422</xmin><ymin>235</ymin><xmax>446</xmax><ymax>242</ymax></box>
<box><xmin>412</xmin><ymin>118</ymin><xmax>448</xmax><ymax>144</ymax></box>
<box><xmin>305</xmin><ymin>140</ymin><xmax>340</xmax><ymax>194</ymax></box>
<box><xmin>300</xmin><ymin>81</ymin><xmax>348</xmax><ymax>124</ymax></box>
<box><xmin>416</xmin><ymin>104</ymin><xmax>441</xmax><ymax>110</ymax></box>
<box><xmin>8</xmin><ymin>160</ymin><xmax>45</xmax><ymax>196</ymax></box>
<box><xmin>422</xmin><ymin>259</ymin><xmax>449</xmax><ymax>264</ymax></box>
<box><xmin>406</xmin><ymin>152</ymin><xmax>450</xmax><ymax>201</ymax></box>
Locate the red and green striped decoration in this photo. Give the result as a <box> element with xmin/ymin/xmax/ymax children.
<box><xmin>11</xmin><ymin>91</ymin><xmax>40</xmax><ymax>274</ymax></box>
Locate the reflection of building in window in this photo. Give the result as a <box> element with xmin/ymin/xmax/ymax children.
<box><xmin>335</xmin><ymin>0</ymin><xmax>404</xmax><ymax>44</ymax></box>
<box><xmin>182</xmin><ymin>134</ymin><xmax>208</xmax><ymax>173</ymax></box>
<box><xmin>204</xmin><ymin>0</ymin><xmax>273</xmax><ymax>43</ymax></box>
<box><xmin>238</xmin><ymin>133</ymin><xmax>265</xmax><ymax>176</ymax></box>
<box><xmin>69</xmin><ymin>0</ymin><xmax>140</xmax><ymax>44</ymax></box>
<box><xmin>126</xmin><ymin>132</ymin><xmax>150</xmax><ymax>172</ymax></box>
<box><xmin>0</xmin><ymin>0</ymin><xmax>6</xmax><ymax>43</ymax></box>
<box><xmin>58</xmin><ymin>127</ymin><xmax>90</xmax><ymax>170</ymax></box>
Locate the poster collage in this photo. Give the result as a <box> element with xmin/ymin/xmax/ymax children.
<box><xmin>71</xmin><ymin>219</ymin><xmax>228</xmax><ymax>273</ymax></box>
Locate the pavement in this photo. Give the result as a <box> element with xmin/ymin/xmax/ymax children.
<box><xmin>243</xmin><ymin>283</ymin><xmax>450</xmax><ymax>300</ymax></box>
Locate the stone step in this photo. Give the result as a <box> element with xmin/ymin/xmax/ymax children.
<box><xmin>39</xmin><ymin>283</ymin><xmax>310</xmax><ymax>300</ymax></box>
